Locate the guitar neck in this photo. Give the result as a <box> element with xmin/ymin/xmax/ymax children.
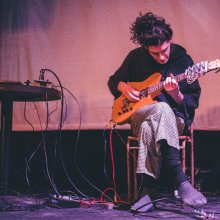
<box><xmin>146</xmin><ymin>72</ymin><xmax>186</xmax><ymax>94</ymax></box>
<box><xmin>142</xmin><ymin>59</ymin><xmax>219</xmax><ymax>96</ymax></box>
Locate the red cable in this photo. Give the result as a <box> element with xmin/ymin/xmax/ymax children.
<box><xmin>100</xmin><ymin>126</ymin><xmax>129</xmax><ymax>205</ymax></box>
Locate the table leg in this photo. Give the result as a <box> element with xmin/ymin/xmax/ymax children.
<box><xmin>0</xmin><ymin>99</ymin><xmax>13</xmax><ymax>195</ymax></box>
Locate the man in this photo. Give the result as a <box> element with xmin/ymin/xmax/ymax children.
<box><xmin>108</xmin><ymin>12</ymin><xmax>207</xmax><ymax>212</ymax></box>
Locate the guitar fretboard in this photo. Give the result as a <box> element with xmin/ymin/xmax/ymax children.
<box><xmin>143</xmin><ymin>60</ymin><xmax>212</xmax><ymax>96</ymax></box>
<box><xmin>144</xmin><ymin>73</ymin><xmax>186</xmax><ymax>95</ymax></box>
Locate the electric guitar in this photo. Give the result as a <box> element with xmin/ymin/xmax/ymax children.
<box><xmin>111</xmin><ymin>59</ymin><xmax>220</xmax><ymax>125</ymax></box>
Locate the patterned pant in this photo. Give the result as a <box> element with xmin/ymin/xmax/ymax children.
<box><xmin>130</xmin><ymin>102</ymin><xmax>185</xmax><ymax>179</ymax></box>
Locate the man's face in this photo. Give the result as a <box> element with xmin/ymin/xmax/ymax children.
<box><xmin>146</xmin><ymin>40</ymin><xmax>171</xmax><ymax>64</ymax></box>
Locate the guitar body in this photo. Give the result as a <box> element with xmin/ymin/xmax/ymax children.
<box><xmin>112</xmin><ymin>72</ymin><xmax>162</xmax><ymax>125</ymax></box>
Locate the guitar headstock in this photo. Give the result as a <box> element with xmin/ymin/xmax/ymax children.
<box><xmin>208</xmin><ymin>59</ymin><xmax>220</xmax><ymax>72</ymax></box>
<box><xmin>186</xmin><ymin>59</ymin><xmax>220</xmax><ymax>84</ymax></box>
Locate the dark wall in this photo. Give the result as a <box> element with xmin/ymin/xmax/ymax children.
<box><xmin>194</xmin><ymin>130</ymin><xmax>220</xmax><ymax>192</ymax></box>
<box><xmin>9</xmin><ymin>129</ymin><xmax>133</xmax><ymax>196</ymax></box>
<box><xmin>7</xmin><ymin>130</ymin><xmax>220</xmax><ymax>197</ymax></box>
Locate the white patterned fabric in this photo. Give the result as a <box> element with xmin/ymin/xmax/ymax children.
<box><xmin>131</xmin><ymin>102</ymin><xmax>185</xmax><ymax>179</ymax></box>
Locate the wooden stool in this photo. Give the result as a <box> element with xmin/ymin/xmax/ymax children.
<box><xmin>126</xmin><ymin>134</ymin><xmax>194</xmax><ymax>203</ymax></box>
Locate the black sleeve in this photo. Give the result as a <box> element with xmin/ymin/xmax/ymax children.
<box><xmin>107</xmin><ymin>52</ymin><xmax>135</xmax><ymax>98</ymax></box>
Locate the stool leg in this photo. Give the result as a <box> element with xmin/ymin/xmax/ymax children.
<box><xmin>182</xmin><ymin>140</ymin><xmax>186</xmax><ymax>173</ymax></box>
<box><xmin>180</xmin><ymin>138</ymin><xmax>186</xmax><ymax>209</ymax></box>
<box><xmin>133</xmin><ymin>150</ymin><xmax>137</xmax><ymax>201</ymax></box>
<box><xmin>191</xmin><ymin>139</ymin><xmax>195</xmax><ymax>187</ymax></box>
<box><xmin>127</xmin><ymin>140</ymin><xmax>131</xmax><ymax>203</ymax></box>
<box><xmin>190</xmin><ymin>128</ymin><xmax>195</xmax><ymax>187</ymax></box>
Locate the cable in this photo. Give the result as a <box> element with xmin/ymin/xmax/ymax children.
<box><xmin>41</xmin><ymin>70</ymin><xmax>94</xmax><ymax>199</ymax></box>
<box><xmin>33</xmin><ymin>100</ymin><xmax>61</xmax><ymax>196</ymax></box>
<box><xmin>23</xmin><ymin>101</ymin><xmax>35</xmax><ymax>131</ymax></box>
<box><xmin>27</xmin><ymin>70</ymin><xmax>90</xmax><ymax>201</ymax></box>
<box><xmin>24</xmin><ymin>94</ymin><xmax>62</xmax><ymax>196</ymax></box>
<box><xmin>109</xmin><ymin>127</ymin><xmax>116</xmax><ymax>190</ymax></box>
<box><xmin>33</xmin><ymin>69</ymin><xmax>114</xmax><ymax>202</ymax></box>
<box><xmin>53</xmin><ymin>85</ymin><xmax>89</xmax><ymax>198</ymax></box>
<box><xmin>38</xmin><ymin>69</ymin><xmax>75</xmax><ymax>198</ymax></box>
<box><xmin>102</xmin><ymin>123</ymin><xmax>131</xmax><ymax>204</ymax></box>
<box><xmin>21</xmin><ymin>100</ymin><xmax>60</xmax><ymax>203</ymax></box>
<box><xmin>102</xmin><ymin>125</ymin><xmax>112</xmax><ymax>186</ymax></box>
<box><xmin>59</xmin><ymin>86</ymin><xmax>113</xmax><ymax>201</ymax></box>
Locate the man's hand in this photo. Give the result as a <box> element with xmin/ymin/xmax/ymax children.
<box><xmin>163</xmin><ymin>74</ymin><xmax>184</xmax><ymax>104</ymax></box>
<box><xmin>118</xmin><ymin>82</ymin><xmax>140</xmax><ymax>102</ymax></box>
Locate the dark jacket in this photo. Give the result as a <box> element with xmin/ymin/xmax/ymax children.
<box><xmin>108</xmin><ymin>44</ymin><xmax>201</xmax><ymax>130</ymax></box>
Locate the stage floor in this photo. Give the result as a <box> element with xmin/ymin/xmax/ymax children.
<box><xmin>0</xmin><ymin>193</ymin><xmax>220</xmax><ymax>220</ymax></box>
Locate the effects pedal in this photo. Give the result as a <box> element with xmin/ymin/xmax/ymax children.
<box><xmin>48</xmin><ymin>194</ymin><xmax>81</xmax><ymax>208</ymax></box>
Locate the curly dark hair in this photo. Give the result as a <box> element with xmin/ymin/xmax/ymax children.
<box><xmin>130</xmin><ymin>12</ymin><xmax>173</xmax><ymax>47</ymax></box>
